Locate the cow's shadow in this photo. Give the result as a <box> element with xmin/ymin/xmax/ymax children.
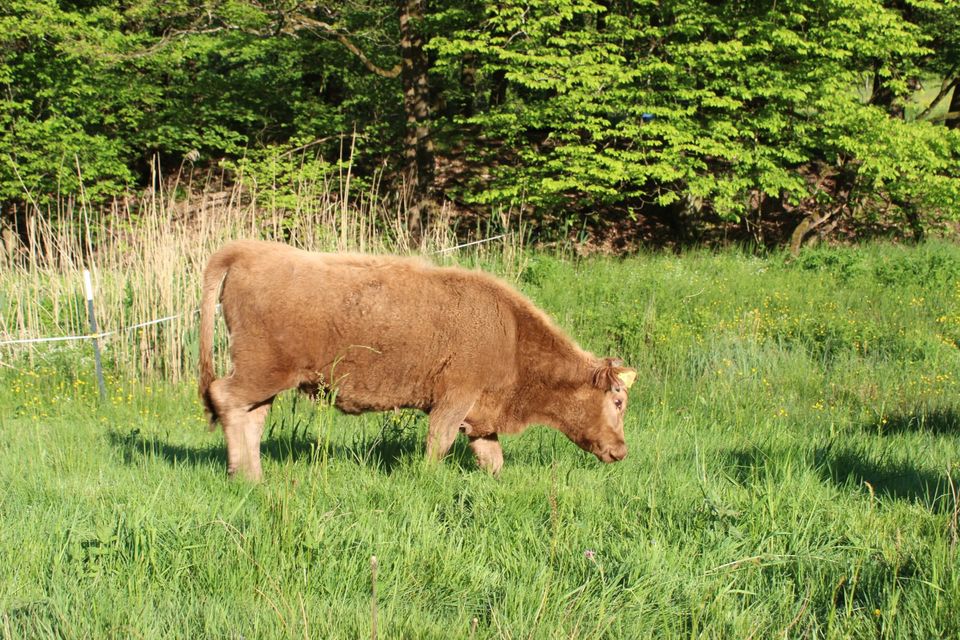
<box><xmin>861</xmin><ymin>409</ymin><xmax>960</xmax><ymax>436</ymax></box>
<box><xmin>812</xmin><ymin>444</ymin><xmax>954</xmax><ymax>509</ymax></box>
<box><xmin>107</xmin><ymin>422</ymin><xmax>477</xmax><ymax>476</ymax></box>
<box><xmin>720</xmin><ymin>443</ymin><xmax>955</xmax><ymax>511</ymax></box>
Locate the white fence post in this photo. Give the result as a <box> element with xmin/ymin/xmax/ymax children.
<box><xmin>83</xmin><ymin>269</ymin><xmax>107</xmax><ymax>400</ymax></box>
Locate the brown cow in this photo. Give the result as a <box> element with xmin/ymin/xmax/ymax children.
<box><xmin>198</xmin><ymin>240</ymin><xmax>635</xmax><ymax>480</ymax></box>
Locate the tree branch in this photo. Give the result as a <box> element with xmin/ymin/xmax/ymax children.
<box><xmin>283</xmin><ymin>13</ymin><xmax>401</xmax><ymax>79</ymax></box>
<box><xmin>108</xmin><ymin>3</ymin><xmax>401</xmax><ymax>80</ymax></box>
<box><xmin>120</xmin><ymin>27</ymin><xmax>236</xmax><ymax>60</ymax></box>
<box><xmin>931</xmin><ymin>110</ymin><xmax>960</xmax><ymax>123</ymax></box>
<box><xmin>916</xmin><ymin>73</ymin><xmax>960</xmax><ymax>121</ymax></box>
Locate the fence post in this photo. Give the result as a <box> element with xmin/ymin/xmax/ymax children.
<box><xmin>83</xmin><ymin>269</ymin><xmax>107</xmax><ymax>401</ymax></box>
<box><xmin>370</xmin><ymin>555</ymin><xmax>378</xmax><ymax>640</ymax></box>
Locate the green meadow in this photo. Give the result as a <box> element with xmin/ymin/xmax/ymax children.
<box><xmin>3</xmin><ymin>242</ymin><xmax>960</xmax><ymax>638</ymax></box>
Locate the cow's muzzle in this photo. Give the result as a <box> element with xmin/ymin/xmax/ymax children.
<box><xmin>596</xmin><ymin>443</ymin><xmax>628</xmax><ymax>463</ymax></box>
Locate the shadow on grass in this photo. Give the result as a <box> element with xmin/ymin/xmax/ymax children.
<box><xmin>719</xmin><ymin>444</ymin><xmax>955</xmax><ymax>511</ymax></box>
<box><xmin>107</xmin><ymin>419</ymin><xmax>477</xmax><ymax>476</ymax></box>
<box><xmin>721</xmin><ymin>446</ymin><xmax>775</xmax><ymax>484</ymax></box>
<box><xmin>813</xmin><ymin>444</ymin><xmax>953</xmax><ymax>510</ymax></box>
<box><xmin>863</xmin><ymin>409</ymin><xmax>960</xmax><ymax>436</ymax></box>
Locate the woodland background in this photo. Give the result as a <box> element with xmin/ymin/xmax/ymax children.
<box><xmin>2</xmin><ymin>0</ymin><xmax>960</xmax><ymax>249</ymax></box>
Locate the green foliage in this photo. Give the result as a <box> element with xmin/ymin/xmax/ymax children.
<box><xmin>0</xmin><ymin>0</ymin><xmax>137</xmax><ymax>201</ymax></box>
<box><xmin>223</xmin><ymin>141</ymin><xmax>368</xmax><ymax>211</ymax></box>
<box><xmin>908</xmin><ymin>0</ymin><xmax>960</xmax><ymax>80</ymax></box>
<box><xmin>2</xmin><ymin>0</ymin><xmax>959</xmax><ymax>241</ymax></box>
<box><xmin>0</xmin><ymin>0</ymin><xmax>401</xmax><ymax>206</ymax></box>
<box><xmin>820</xmin><ymin>96</ymin><xmax>960</xmax><ymax>224</ymax></box>
<box><xmin>432</xmin><ymin>0</ymin><xmax>960</xmax><ymax>227</ymax></box>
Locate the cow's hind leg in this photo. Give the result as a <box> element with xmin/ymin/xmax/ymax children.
<box><xmin>242</xmin><ymin>399</ymin><xmax>273</xmax><ymax>481</ymax></box>
<box><xmin>209</xmin><ymin>377</ymin><xmax>279</xmax><ymax>482</ymax></box>
<box><xmin>469</xmin><ymin>434</ymin><xmax>503</xmax><ymax>475</ymax></box>
<box><xmin>426</xmin><ymin>397</ymin><xmax>476</xmax><ymax>463</ymax></box>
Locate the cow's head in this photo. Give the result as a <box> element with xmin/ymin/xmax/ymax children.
<box><xmin>557</xmin><ymin>358</ymin><xmax>635</xmax><ymax>463</ymax></box>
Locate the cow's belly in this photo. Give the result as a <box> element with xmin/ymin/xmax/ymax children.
<box><xmin>332</xmin><ymin>393</ymin><xmax>429</xmax><ymax>415</ymax></box>
<box><xmin>300</xmin><ymin>356</ymin><xmax>434</xmax><ymax>415</ymax></box>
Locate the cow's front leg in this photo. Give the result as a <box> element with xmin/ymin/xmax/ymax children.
<box><xmin>468</xmin><ymin>434</ymin><xmax>503</xmax><ymax>475</ymax></box>
<box><xmin>426</xmin><ymin>397</ymin><xmax>475</xmax><ymax>463</ymax></box>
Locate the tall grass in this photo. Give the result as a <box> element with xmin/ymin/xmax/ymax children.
<box><xmin>0</xmin><ymin>167</ymin><xmax>525</xmax><ymax>381</ymax></box>
<box><xmin>2</xmin><ymin>241</ymin><xmax>959</xmax><ymax>638</ymax></box>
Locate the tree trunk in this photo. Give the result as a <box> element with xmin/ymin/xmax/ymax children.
<box><xmin>891</xmin><ymin>195</ymin><xmax>924</xmax><ymax>242</ymax></box>
<box><xmin>789</xmin><ymin>208</ymin><xmax>839</xmax><ymax>255</ymax></box>
<box><xmin>459</xmin><ymin>51</ymin><xmax>477</xmax><ymax>118</ymax></box>
<box><xmin>490</xmin><ymin>69</ymin><xmax>508</xmax><ymax>106</ymax></box>
<box><xmin>870</xmin><ymin>65</ymin><xmax>905</xmax><ymax>119</ymax></box>
<box><xmin>398</xmin><ymin>0</ymin><xmax>435</xmax><ymax>231</ymax></box>
<box><xmin>948</xmin><ymin>83</ymin><xmax>960</xmax><ymax>130</ymax></box>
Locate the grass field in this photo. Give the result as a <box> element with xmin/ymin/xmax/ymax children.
<box><xmin>3</xmin><ymin>241</ymin><xmax>960</xmax><ymax>638</ymax></box>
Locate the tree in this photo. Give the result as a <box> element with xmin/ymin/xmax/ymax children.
<box><xmin>431</xmin><ymin>0</ymin><xmax>960</xmax><ymax>240</ymax></box>
<box><xmin>1</xmin><ymin>0</ymin><xmax>139</xmax><ymax>210</ymax></box>
<box><xmin>0</xmin><ymin>0</ymin><xmax>417</xmax><ymax>211</ymax></box>
<box><xmin>907</xmin><ymin>0</ymin><xmax>960</xmax><ymax>127</ymax></box>
<box><xmin>398</xmin><ymin>0</ymin><xmax>435</xmax><ymax>205</ymax></box>
<box><xmin>3</xmin><ymin>0</ymin><xmax>959</xmax><ymax>245</ymax></box>
<box><xmin>258</xmin><ymin>0</ymin><xmax>438</xmax><ymax>211</ymax></box>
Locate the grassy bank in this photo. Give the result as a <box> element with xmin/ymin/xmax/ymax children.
<box><xmin>2</xmin><ymin>242</ymin><xmax>960</xmax><ymax>638</ymax></box>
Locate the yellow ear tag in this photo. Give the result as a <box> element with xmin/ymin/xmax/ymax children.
<box><xmin>617</xmin><ymin>370</ymin><xmax>637</xmax><ymax>390</ymax></box>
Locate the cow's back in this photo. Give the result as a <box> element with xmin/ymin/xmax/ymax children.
<box><xmin>217</xmin><ymin>241</ymin><xmax>519</xmax><ymax>412</ymax></box>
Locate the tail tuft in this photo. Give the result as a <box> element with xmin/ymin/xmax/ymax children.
<box><xmin>198</xmin><ymin>248</ymin><xmax>232</xmax><ymax>426</ymax></box>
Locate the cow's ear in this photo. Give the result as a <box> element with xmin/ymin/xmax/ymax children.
<box><xmin>592</xmin><ymin>359</ymin><xmax>636</xmax><ymax>391</ymax></box>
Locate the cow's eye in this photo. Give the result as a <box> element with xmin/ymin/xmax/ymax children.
<box><xmin>614</xmin><ymin>398</ymin><xmax>624</xmax><ymax>410</ymax></box>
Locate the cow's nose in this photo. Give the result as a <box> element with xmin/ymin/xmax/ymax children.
<box><xmin>599</xmin><ymin>443</ymin><xmax>628</xmax><ymax>463</ymax></box>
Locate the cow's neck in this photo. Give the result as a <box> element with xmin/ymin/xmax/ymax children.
<box><xmin>513</xmin><ymin>301</ymin><xmax>589</xmax><ymax>373</ymax></box>
<box><xmin>516</xmin><ymin>380</ymin><xmax>584</xmax><ymax>436</ymax></box>
<box><xmin>504</xmin><ymin>295</ymin><xmax>595</xmax><ymax>437</ymax></box>
<box><xmin>512</xmin><ymin>342</ymin><xmax>593</xmax><ymax>437</ymax></box>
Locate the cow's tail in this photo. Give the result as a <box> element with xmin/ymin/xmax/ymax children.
<box><xmin>198</xmin><ymin>247</ymin><xmax>232</xmax><ymax>426</ymax></box>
